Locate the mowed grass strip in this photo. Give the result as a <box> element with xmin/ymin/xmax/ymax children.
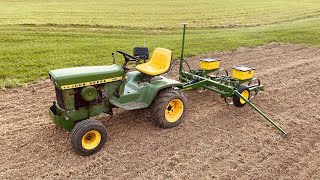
<box><xmin>1</xmin><ymin>0</ymin><xmax>320</xmax><ymax>28</ymax></box>
<box><xmin>0</xmin><ymin>0</ymin><xmax>320</xmax><ymax>88</ymax></box>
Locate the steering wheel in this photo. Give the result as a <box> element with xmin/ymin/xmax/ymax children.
<box><xmin>116</xmin><ymin>50</ymin><xmax>138</xmax><ymax>61</ymax></box>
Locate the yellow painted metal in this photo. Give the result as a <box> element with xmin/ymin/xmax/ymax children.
<box><xmin>200</xmin><ymin>58</ymin><xmax>220</xmax><ymax>70</ymax></box>
<box><xmin>81</xmin><ymin>130</ymin><xmax>102</xmax><ymax>150</ymax></box>
<box><xmin>136</xmin><ymin>48</ymin><xmax>172</xmax><ymax>76</ymax></box>
<box><xmin>61</xmin><ymin>76</ymin><xmax>124</xmax><ymax>90</ymax></box>
<box><xmin>232</xmin><ymin>65</ymin><xmax>255</xmax><ymax>80</ymax></box>
<box><xmin>240</xmin><ymin>90</ymin><xmax>250</xmax><ymax>104</ymax></box>
<box><xmin>165</xmin><ymin>99</ymin><xmax>184</xmax><ymax>122</ymax></box>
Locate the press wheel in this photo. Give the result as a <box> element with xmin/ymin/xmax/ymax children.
<box><xmin>233</xmin><ymin>85</ymin><xmax>250</xmax><ymax>107</ymax></box>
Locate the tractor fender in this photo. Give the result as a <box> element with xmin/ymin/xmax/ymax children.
<box><xmin>145</xmin><ymin>76</ymin><xmax>183</xmax><ymax>107</ymax></box>
<box><xmin>109</xmin><ymin>71</ymin><xmax>183</xmax><ymax>110</ymax></box>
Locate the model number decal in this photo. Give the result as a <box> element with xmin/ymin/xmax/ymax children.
<box><xmin>61</xmin><ymin>76</ymin><xmax>124</xmax><ymax>90</ymax></box>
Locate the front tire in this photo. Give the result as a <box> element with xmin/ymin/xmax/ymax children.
<box><xmin>149</xmin><ymin>89</ymin><xmax>187</xmax><ymax>128</ymax></box>
<box><xmin>71</xmin><ymin>119</ymin><xmax>107</xmax><ymax>156</ymax></box>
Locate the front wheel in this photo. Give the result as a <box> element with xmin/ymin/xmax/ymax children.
<box><xmin>149</xmin><ymin>89</ymin><xmax>187</xmax><ymax>128</ymax></box>
<box><xmin>71</xmin><ymin>119</ymin><xmax>107</xmax><ymax>156</ymax></box>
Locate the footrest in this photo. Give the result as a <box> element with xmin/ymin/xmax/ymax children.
<box><xmin>110</xmin><ymin>100</ymin><xmax>148</xmax><ymax>110</ymax></box>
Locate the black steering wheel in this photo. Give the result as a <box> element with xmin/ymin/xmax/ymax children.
<box><xmin>116</xmin><ymin>50</ymin><xmax>138</xmax><ymax>61</ymax></box>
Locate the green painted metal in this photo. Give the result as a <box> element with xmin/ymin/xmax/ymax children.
<box><xmin>81</xmin><ymin>86</ymin><xmax>98</xmax><ymax>101</ymax></box>
<box><xmin>109</xmin><ymin>71</ymin><xmax>183</xmax><ymax>110</ymax></box>
<box><xmin>104</xmin><ymin>81</ymin><xmax>122</xmax><ymax>98</ymax></box>
<box><xmin>62</xmin><ymin>89</ymin><xmax>75</xmax><ymax>110</ymax></box>
<box><xmin>49</xmin><ymin>112</ymin><xmax>75</xmax><ymax>131</ymax></box>
<box><xmin>181</xmin><ymin>71</ymin><xmax>235</xmax><ymax>96</ymax></box>
<box><xmin>179</xmin><ymin>23</ymin><xmax>187</xmax><ymax>80</ymax></box>
<box><xmin>178</xmin><ymin>23</ymin><xmax>286</xmax><ymax>135</ymax></box>
<box><xmin>47</xmin><ymin>23</ymin><xmax>286</xmax><ymax>136</ymax></box>
<box><xmin>49</xmin><ymin>104</ymin><xmax>75</xmax><ymax>131</ymax></box>
<box><xmin>49</xmin><ymin>64</ymin><xmax>123</xmax><ymax>89</ymax></box>
<box><xmin>49</xmin><ymin>100</ymin><xmax>113</xmax><ymax>131</ymax></box>
<box><xmin>49</xmin><ymin>60</ymin><xmax>182</xmax><ymax>131</ymax></box>
<box><xmin>49</xmin><ymin>79</ymin><xmax>121</xmax><ymax>131</ymax></box>
<box><xmin>234</xmin><ymin>91</ymin><xmax>287</xmax><ymax>135</ymax></box>
<box><xmin>180</xmin><ymin>70</ymin><xmax>286</xmax><ymax>134</ymax></box>
<box><xmin>88</xmin><ymin>103</ymin><xmax>110</xmax><ymax>117</ymax></box>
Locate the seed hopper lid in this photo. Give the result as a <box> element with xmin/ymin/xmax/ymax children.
<box><xmin>200</xmin><ymin>58</ymin><xmax>220</xmax><ymax>62</ymax></box>
<box><xmin>233</xmin><ymin>65</ymin><xmax>255</xmax><ymax>72</ymax></box>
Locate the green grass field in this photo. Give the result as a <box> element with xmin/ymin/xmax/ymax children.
<box><xmin>1</xmin><ymin>0</ymin><xmax>320</xmax><ymax>88</ymax></box>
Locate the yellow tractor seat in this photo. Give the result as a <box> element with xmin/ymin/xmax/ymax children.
<box><xmin>136</xmin><ymin>48</ymin><xmax>172</xmax><ymax>76</ymax></box>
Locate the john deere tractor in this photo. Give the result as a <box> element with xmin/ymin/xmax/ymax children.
<box><xmin>49</xmin><ymin>24</ymin><xmax>287</xmax><ymax>156</ymax></box>
<box><xmin>49</xmin><ymin>48</ymin><xmax>187</xmax><ymax>155</ymax></box>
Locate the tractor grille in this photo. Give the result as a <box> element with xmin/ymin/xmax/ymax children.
<box><xmin>55</xmin><ymin>87</ymin><xmax>65</xmax><ymax>109</ymax></box>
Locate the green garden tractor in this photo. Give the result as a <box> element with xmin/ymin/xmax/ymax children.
<box><xmin>49</xmin><ymin>48</ymin><xmax>187</xmax><ymax>155</ymax></box>
<box><xmin>49</xmin><ymin>24</ymin><xmax>287</xmax><ymax>156</ymax></box>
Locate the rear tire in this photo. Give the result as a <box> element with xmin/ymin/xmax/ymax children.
<box><xmin>71</xmin><ymin>119</ymin><xmax>107</xmax><ymax>156</ymax></box>
<box><xmin>149</xmin><ymin>89</ymin><xmax>187</xmax><ymax>128</ymax></box>
<box><xmin>233</xmin><ymin>85</ymin><xmax>250</xmax><ymax>107</ymax></box>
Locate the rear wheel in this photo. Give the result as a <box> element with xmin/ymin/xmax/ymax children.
<box><xmin>149</xmin><ymin>89</ymin><xmax>187</xmax><ymax>128</ymax></box>
<box><xmin>71</xmin><ymin>119</ymin><xmax>107</xmax><ymax>156</ymax></box>
<box><xmin>233</xmin><ymin>85</ymin><xmax>250</xmax><ymax>107</ymax></box>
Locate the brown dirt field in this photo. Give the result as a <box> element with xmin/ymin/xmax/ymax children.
<box><xmin>1</xmin><ymin>43</ymin><xmax>320</xmax><ymax>179</ymax></box>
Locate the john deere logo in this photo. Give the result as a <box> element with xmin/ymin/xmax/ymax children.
<box><xmin>61</xmin><ymin>76</ymin><xmax>124</xmax><ymax>90</ymax></box>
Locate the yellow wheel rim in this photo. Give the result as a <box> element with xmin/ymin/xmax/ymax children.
<box><xmin>165</xmin><ymin>99</ymin><xmax>184</xmax><ymax>123</ymax></box>
<box><xmin>240</xmin><ymin>90</ymin><xmax>250</xmax><ymax>104</ymax></box>
<box><xmin>81</xmin><ymin>130</ymin><xmax>101</xmax><ymax>150</ymax></box>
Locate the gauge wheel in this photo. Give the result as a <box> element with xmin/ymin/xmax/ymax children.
<box><xmin>150</xmin><ymin>89</ymin><xmax>187</xmax><ymax>128</ymax></box>
<box><xmin>233</xmin><ymin>85</ymin><xmax>250</xmax><ymax>107</ymax></box>
<box><xmin>71</xmin><ymin>119</ymin><xmax>107</xmax><ymax>156</ymax></box>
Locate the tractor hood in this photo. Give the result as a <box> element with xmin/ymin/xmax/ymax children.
<box><xmin>49</xmin><ymin>64</ymin><xmax>124</xmax><ymax>89</ymax></box>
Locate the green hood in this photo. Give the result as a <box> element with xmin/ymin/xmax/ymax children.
<box><xmin>49</xmin><ymin>64</ymin><xmax>123</xmax><ymax>89</ymax></box>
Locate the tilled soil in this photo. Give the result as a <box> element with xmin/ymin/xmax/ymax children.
<box><xmin>0</xmin><ymin>43</ymin><xmax>320</xmax><ymax>179</ymax></box>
